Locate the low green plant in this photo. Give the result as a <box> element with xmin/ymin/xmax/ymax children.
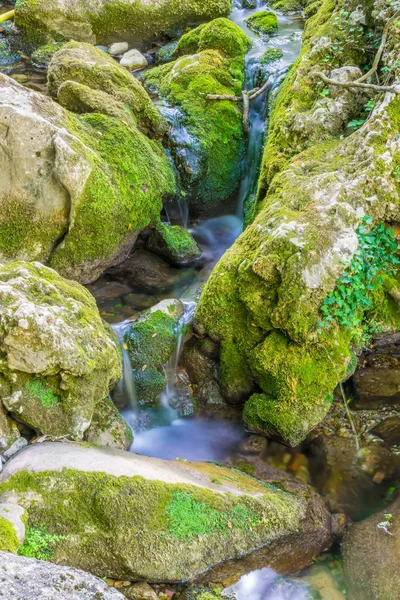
<box><xmin>347</xmin><ymin>118</ymin><xmax>366</xmax><ymax>131</ymax></box>
<box><xmin>18</xmin><ymin>525</ymin><xmax>65</xmax><ymax>561</ymax></box>
<box><xmin>26</xmin><ymin>378</ymin><xmax>61</xmax><ymax>408</ymax></box>
<box><xmin>377</xmin><ymin>513</ymin><xmax>393</xmax><ymax>535</ymax></box>
<box><xmin>164</xmin><ymin>491</ymin><xmax>260</xmax><ymax>540</ymax></box>
<box><xmin>319</xmin><ymin>217</ymin><xmax>399</xmax><ymax>333</ymax></box>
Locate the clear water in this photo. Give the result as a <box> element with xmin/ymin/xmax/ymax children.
<box><xmin>224</xmin><ymin>567</ymin><xmax>310</xmax><ymax>600</ymax></box>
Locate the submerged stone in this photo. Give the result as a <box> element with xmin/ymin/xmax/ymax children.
<box><xmin>0</xmin><ymin>442</ymin><xmax>332</xmax><ymax>582</ymax></box>
<box><xmin>145</xmin><ymin>223</ymin><xmax>201</xmax><ymax>265</ymax></box>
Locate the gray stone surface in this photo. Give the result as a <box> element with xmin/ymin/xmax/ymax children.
<box><xmin>0</xmin><ymin>551</ymin><xmax>125</xmax><ymax>599</ymax></box>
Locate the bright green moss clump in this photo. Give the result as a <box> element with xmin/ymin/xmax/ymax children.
<box><xmin>146</xmin><ymin>223</ymin><xmax>200</xmax><ymax>264</ymax></box>
<box><xmin>128</xmin><ymin>310</ymin><xmax>178</xmax><ymax>370</ymax></box>
<box><xmin>145</xmin><ymin>19</ymin><xmax>251</xmax><ymax>214</ymax></box>
<box><xmin>245</xmin><ymin>11</ymin><xmax>278</xmax><ymax>36</ymax></box>
<box><xmin>0</xmin><ymin>516</ymin><xmax>20</xmax><ymax>553</ymax></box>
<box><xmin>26</xmin><ymin>377</ymin><xmax>61</xmax><ymax>409</ymax></box>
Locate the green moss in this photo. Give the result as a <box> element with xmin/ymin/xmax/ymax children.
<box><xmin>0</xmin><ymin>465</ymin><xmax>303</xmax><ymax>580</ymax></box>
<box><xmin>260</xmin><ymin>48</ymin><xmax>283</xmax><ymax>65</ymax></box>
<box><xmin>50</xmin><ymin>112</ymin><xmax>176</xmax><ymax>277</ymax></box>
<box><xmin>134</xmin><ymin>366</ymin><xmax>166</xmax><ymax>405</ymax></box>
<box><xmin>147</xmin><ymin>223</ymin><xmax>200</xmax><ymax>264</ymax></box>
<box><xmin>18</xmin><ymin>525</ymin><xmax>65</xmax><ymax>561</ymax></box>
<box><xmin>144</xmin><ymin>20</ymin><xmax>251</xmax><ymax>213</ymax></box>
<box><xmin>268</xmin><ymin>0</ymin><xmax>306</xmax><ymax>12</ymax></box>
<box><xmin>31</xmin><ymin>41</ymin><xmax>64</xmax><ymax>69</ymax></box>
<box><xmin>234</xmin><ymin>462</ymin><xmax>257</xmax><ymax>476</ymax></box>
<box><xmin>165</xmin><ymin>490</ymin><xmax>261</xmax><ymax>540</ymax></box>
<box><xmin>128</xmin><ymin>310</ymin><xmax>178</xmax><ymax>370</ymax></box>
<box><xmin>245</xmin><ymin>11</ymin><xmax>278</xmax><ymax>36</ymax></box>
<box><xmin>26</xmin><ymin>377</ymin><xmax>61</xmax><ymax>408</ymax></box>
<box><xmin>0</xmin><ymin>516</ymin><xmax>20</xmax><ymax>553</ymax></box>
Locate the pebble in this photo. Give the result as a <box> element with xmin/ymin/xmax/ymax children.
<box><xmin>108</xmin><ymin>42</ymin><xmax>128</xmax><ymax>56</ymax></box>
<box><xmin>3</xmin><ymin>437</ymin><xmax>28</xmax><ymax>460</ymax></box>
<box><xmin>120</xmin><ymin>49</ymin><xmax>148</xmax><ymax>70</ymax></box>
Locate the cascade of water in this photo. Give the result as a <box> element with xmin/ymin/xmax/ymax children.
<box><xmin>112</xmin><ymin>319</ymin><xmax>137</xmax><ymax>411</ymax></box>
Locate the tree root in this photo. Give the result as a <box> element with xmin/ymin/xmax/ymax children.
<box><xmin>316</xmin><ymin>10</ymin><xmax>400</xmax><ymax>95</ymax></box>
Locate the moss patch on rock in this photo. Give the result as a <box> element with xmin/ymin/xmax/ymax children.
<box><xmin>245</xmin><ymin>11</ymin><xmax>278</xmax><ymax>36</ymax></box>
<box><xmin>0</xmin><ymin>515</ymin><xmax>20</xmax><ymax>553</ymax></box>
<box><xmin>146</xmin><ymin>223</ymin><xmax>201</xmax><ymax>265</ymax></box>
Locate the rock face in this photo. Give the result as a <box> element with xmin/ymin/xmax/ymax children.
<box><xmin>144</xmin><ymin>18</ymin><xmax>252</xmax><ymax>214</ymax></box>
<box><xmin>342</xmin><ymin>497</ymin><xmax>400</xmax><ymax>600</ymax></box>
<box><xmin>0</xmin><ymin>442</ymin><xmax>332</xmax><ymax>583</ymax></box>
<box><xmin>15</xmin><ymin>0</ymin><xmax>232</xmax><ymax>46</ymax></box>
<box><xmin>0</xmin><ymin>262</ymin><xmax>123</xmax><ymax>441</ymax></box>
<box><xmin>0</xmin><ymin>551</ymin><xmax>126</xmax><ymax>599</ymax></box>
<box><xmin>127</xmin><ymin>298</ymin><xmax>184</xmax><ymax>405</ymax></box>
<box><xmin>195</xmin><ymin>0</ymin><xmax>400</xmax><ymax>445</ymax></box>
<box><xmin>0</xmin><ymin>71</ymin><xmax>175</xmax><ymax>283</ymax></box>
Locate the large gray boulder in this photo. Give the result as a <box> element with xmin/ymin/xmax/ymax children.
<box><xmin>0</xmin><ymin>73</ymin><xmax>175</xmax><ymax>283</ymax></box>
<box><xmin>15</xmin><ymin>0</ymin><xmax>232</xmax><ymax>45</ymax></box>
<box><xmin>0</xmin><ymin>551</ymin><xmax>125</xmax><ymax>599</ymax></box>
<box><xmin>0</xmin><ymin>261</ymin><xmax>124</xmax><ymax>442</ymax></box>
<box><xmin>0</xmin><ymin>442</ymin><xmax>333</xmax><ymax>583</ymax></box>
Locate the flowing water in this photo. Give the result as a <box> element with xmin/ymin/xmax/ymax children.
<box><xmin>115</xmin><ymin>3</ymin><xmax>304</xmax><ymax>459</ymax></box>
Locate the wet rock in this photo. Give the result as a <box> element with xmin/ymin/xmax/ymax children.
<box><xmin>0</xmin><ymin>503</ymin><xmax>26</xmax><ymax>552</ymax></box>
<box><xmin>308</xmin><ymin>434</ymin><xmax>400</xmax><ymax>520</ymax></box>
<box><xmin>145</xmin><ymin>18</ymin><xmax>251</xmax><ymax>215</ymax></box>
<box><xmin>168</xmin><ymin>367</ymin><xmax>196</xmax><ymax>416</ymax></box>
<box><xmin>48</xmin><ymin>42</ymin><xmax>166</xmax><ymax>138</ymax></box>
<box><xmin>178</xmin><ymin>586</ymin><xmax>220</xmax><ymax>600</ymax></box>
<box><xmin>372</xmin><ymin>416</ymin><xmax>400</xmax><ymax>447</ymax></box>
<box><xmin>154</xmin><ymin>40</ymin><xmax>178</xmax><ymax>64</ymax></box>
<box><xmin>15</xmin><ymin>0</ymin><xmax>231</xmax><ymax>46</ymax></box>
<box><xmin>84</xmin><ymin>397</ymin><xmax>133</xmax><ymax>450</ymax></box>
<box><xmin>0</xmin><ymin>551</ymin><xmax>126</xmax><ymax>599</ymax></box>
<box><xmin>109</xmin><ymin>42</ymin><xmax>128</xmax><ymax>56</ymax></box>
<box><xmin>109</xmin><ymin>250</ymin><xmax>193</xmax><ymax>294</ymax></box>
<box><xmin>0</xmin><ymin>73</ymin><xmax>175</xmax><ymax>283</ymax></box>
<box><xmin>145</xmin><ymin>223</ymin><xmax>201</xmax><ymax>265</ymax></box>
<box><xmin>342</xmin><ymin>496</ymin><xmax>400</xmax><ymax>600</ymax></box>
<box><xmin>0</xmin><ymin>262</ymin><xmax>122</xmax><ymax>441</ymax></box>
<box><xmin>181</xmin><ymin>337</ymin><xmax>226</xmax><ymax>406</ymax></box>
<box><xmin>0</xmin><ymin>442</ymin><xmax>332</xmax><ymax>583</ymax></box>
<box><xmin>31</xmin><ymin>41</ymin><xmax>64</xmax><ymax>69</ymax></box>
<box><xmin>120</xmin><ymin>48</ymin><xmax>148</xmax><ymax>70</ymax></box>
<box><xmin>352</xmin><ymin>347</ymin><xmax>400</xmax><ymax>408</ymax></box>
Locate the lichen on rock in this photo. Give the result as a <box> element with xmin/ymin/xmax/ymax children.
<box><xmin>0</xmin><ymin>442</ymin><xmax>332</xmax><ymax>582</ymax></box>
<box><xmin>0</xmin><ymin>261</ymin><xmax>124</xmax><ymax>441</ymax></box>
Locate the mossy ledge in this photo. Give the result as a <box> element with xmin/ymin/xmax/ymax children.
<box><xmin>0</xmin><ymin>442</ymin><xmax>306</xmax><ymax>582</ymax></box>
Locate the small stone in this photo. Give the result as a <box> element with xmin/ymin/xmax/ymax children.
<box><xmin>3</xmin><ymin>437</ymin><xmax>28</xmax><ymax>460</ymax></box>
<box><xmin>122</xmin><ymin>582</ymin><xmax>157</xmax><ymax>599</ymax></box>
<box><xmin>109</xmin><ymin>42</ymin><xmax>129</xmax><ymax>56</ymax></box>
<box><xmin>120</xmin><ymin>49</ymin><xmax>148</xmax><ymax>70</ymax></box>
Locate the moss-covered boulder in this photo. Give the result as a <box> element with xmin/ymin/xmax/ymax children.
<box><xmin>31</xmin><ymin>42</ymin><xmax>64</xmax><ymax>70</ymax></box>
<box><xmin>0</xmin><ymin>262</ymin><xmax>123</xmax><ymax>441</ymax></box>
<box><xmin>0</xmin><ymin>73</ymin><xmax>176</xmax><ymax>283</ymax></box>
<box><xmin>145</xmin><ymin>223</ymin><xmax>201</xmax><ymax>265</ymax></box>
<box><xmin>0</xmin><ymin>503</ymin><xmax>26</xmax><ymax>553</ymax></box>
<box><xmin>0</xmin><ymin>442</ymin><xmax>332</xmax><ymax>582</ymax></box>
<box><xmin>260</xmin><ymin>48</ymin><xmax>283</xmax><ymax>65</ymax></box>
<box><xmin>127</xmin><ymin>299</ymin><xmax>183</xmax><ymax>405</ymax></box>
<box><xmin>48</xmin><ymin>42</ymin><xmax>166</xmax><ymax>139</ymax></box>
<box><xmin>14</xmin><ymin>0</ymin><xmax>232</xmax><ymax>46</ymax></box>
<box><xmin>195</xmin><ymin>0</ymin><xmax>400</xmax><ymax>445</ymax></box>
<box><xmin>144</xmin><ymin>18</ymin><xmax>252</xmax><ymax>214</ymax></box>
<box><xmin>244</xmin><ymin>11</ymin><xmax>278</xmax><ymax>36</ymax></box>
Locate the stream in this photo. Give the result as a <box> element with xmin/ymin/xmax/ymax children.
<box><xmin>102</xmin><ymin>3</ymin><xmax>304</xmax><ymax>461</ymax></box>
